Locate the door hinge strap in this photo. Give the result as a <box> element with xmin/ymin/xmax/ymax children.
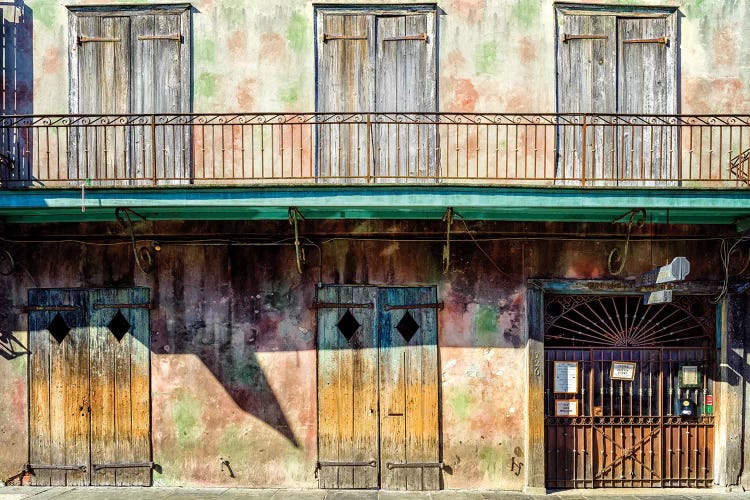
<box><xmin>316</xmin><ymin>460</ymin><xmax>376</xmax><ymax>468</ymax></box>
<box><xmin>137</xmin><ymin>34</ymin><xmax>181</xmax><ymax>42</ymax></box>
<box><xmin>383</xmin><ymin>33</ymin><xmax>428</xmax><ymax>42</ymax></box>
<box><xmin>322</xmin><ymin>34</ymin><xmax>368</xmax><ymax>42</ymax></box>
<box><xmin>386</xmin><ymin>461</ymin><xmax>444</xmax><ymax>470</ymax></box>
<box><xmin>26</xmin><ymin>463</ymin><xmax>87</xmax><ymax>472</ymax></box>
<box><xmin>623</xmin><ymin>36</ymin><xmax>669</xmax><ymax>45</ymax></box>
<box><xmin>93</xmin><ymin>462</ymin><xmax>154</xmax><ymax>471</ymax></box>
<box><xmin>24</xmin><ymin>305</ymin><xmax>80</xmax><ymax>313</ymax></box>
<box><xmin>78</xmin><ymin>36</ymin><xmax>120</xmax><ymax>44</ymax></box>
<box><xmin>312</xmin><ymin>302</ymin><xmax>374</xmax><ymax>309</ymax></box>
<box><xmin>92</xmin><ymin>302</ymin><xmax>153</xmax><ymax>310</ymax></box>
<box><xmin>563</xmin><ymin>34</ymin><xmax>608</xmax><ymax>43</ymax></box>
<box><xmin>384</xmin><ymin>302</ymin><xmax>444</xmax><ymax>311</ymax></box>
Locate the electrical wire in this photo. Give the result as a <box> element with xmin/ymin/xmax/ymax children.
<box><xmin>711</xmin><ymin>235</ymin><xmax>750</xmax><ymax>303</ymax></box>
<box><xmin>453</xmin><ymin>212</ymin><xmax>511</xmax><ymax>278</ymax></box>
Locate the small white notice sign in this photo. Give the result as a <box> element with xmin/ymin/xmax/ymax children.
<box><xmin>610</xmin><ymin>361</ymin><xmax>636</xmax><ymax>381</ymax></box>
<box><xmin>554</xmin><ymin>361</ymin><xmax>578</xmax><ymax>394</ymax></box>
<box><xmin>555</xmin><ymin>399</ymin><xmax>578</xmax><ymax>417</ymax></box>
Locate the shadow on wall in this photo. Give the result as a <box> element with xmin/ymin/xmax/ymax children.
<box><xmin>1</xmin><ymin>1</ymin><xmax>33</xmax><ymax>183</ymax></box>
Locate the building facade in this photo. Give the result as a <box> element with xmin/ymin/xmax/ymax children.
<box><xmin>0</xmin><ymin>0</ymin><xmax>749</xmax><ymax>492</ymax></box>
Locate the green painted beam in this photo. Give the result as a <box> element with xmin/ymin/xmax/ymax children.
<box><xmin>0</xmin><ymin>185</ymin><xmax>749</xmax><ymax>226</ymax></box>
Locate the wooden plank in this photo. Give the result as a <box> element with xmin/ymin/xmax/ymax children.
<box><xmin>28</xmin><ymin>290</ymin><xmax>52</xmax><ymax>486</ymax></box>
<box><xmin>128</xmin><ymin>288</ymin><xmax>152</xmax><ymax>486</ymax></box>
<box><xmin>526</xmin><ymin>287</ymin><xmax>546</xmax><ymax>492</ymax></box>
<box><xmin>316</xmin><ymin>285</ymin><xmax>340</xmax><ymax>488</ymax></box>
<box><xmin>132</xmin><ymin>14</ymin><xmax>156</xmax><ymax>182</ymax></box>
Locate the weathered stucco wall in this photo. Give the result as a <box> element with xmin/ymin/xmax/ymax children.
<box><xmin>13</xmin><ymin>0</ymin><xmax>750</xmax><ymax>115</ymax></box>
<box><xmin>0</xmin><ymin>220</ymin><xmax>731</xmax><ymax>488</ymax></box>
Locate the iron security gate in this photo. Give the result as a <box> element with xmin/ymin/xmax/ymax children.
<box><xmin>543</xmin><ymin>294</ymin><xmax>715</xmax><ymax>488</ymax></box>
<box><xmin>316</xmin><ymin>285</ymin><xmax>440</xmax><ymax>490</ymax></box>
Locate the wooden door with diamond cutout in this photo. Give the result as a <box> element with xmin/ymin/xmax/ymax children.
<box><xmin>316</xmin><ymin>285</ymin><xmax>440</xmax><ymax>490</ymax></box>
<box><xmin>28</xmin><ymin>288</ymin><xmax>151</xmax><ymax>486</ymax></box>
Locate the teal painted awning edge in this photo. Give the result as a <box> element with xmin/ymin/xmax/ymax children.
<box><xmin>0</xmin><ymin>185</ymin><xmax>749</xmax><ymax>227</ymax></box>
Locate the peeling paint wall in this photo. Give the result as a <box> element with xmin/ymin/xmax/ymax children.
<box><xmin>0</xmin><ymin>220</ymin><xmax>731</xmax><ymax>488</ymax></box>
<box><xmin>15</xmin><ymin>0</ymin><xmax>750</xmax><ymax>114</ymax></box>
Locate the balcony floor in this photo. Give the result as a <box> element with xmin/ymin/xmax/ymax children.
<box><xmin>0</xmin><ymin>184</ymin><xmax>749</xmax><ymax>230</ymax></box>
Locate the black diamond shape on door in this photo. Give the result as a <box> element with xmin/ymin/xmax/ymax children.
<box><xmin>47</xmin><ymin>312</ymin><xmax>71</xmax><ymax>344</ymax></box>
<box><xmin>108</xmin><ymin>310</ymin><xmax>131</xmax><ymax>342</ymax></box>
<box><xmin>396</xmin><ymin>311</ymin><xmax>420</xmax><ymax>343</ymax></box>
<box><xmin>336</xmin><ymin>310</ymin><xmax>360</xmax><ymax>342</ymax></box>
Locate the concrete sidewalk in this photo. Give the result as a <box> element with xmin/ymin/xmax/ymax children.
<box><xmin>1</xmin><ymin>487</ymin><xmax>750</xmax><ymax>500</ymax></box>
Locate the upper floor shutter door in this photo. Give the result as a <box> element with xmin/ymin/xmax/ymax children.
<box><xmin>132</xmin><ymin>13</ymin><xmax>189</xmax><ymax>183</ymax></box>
<box><xmin>375</xmin><ymin>12</ymin><xmax>437</xmax><ymax>180</ymax></box>
<box><xmin>556</xmin><ymin>14</ymin><xmax>616</xmax><ymax>183</ymax></box>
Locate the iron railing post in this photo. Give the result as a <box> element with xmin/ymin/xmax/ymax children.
<box><xmin>151</xmin><ymin>114</ymin><xmax>157</xmax><ymax>185</ymax></box>
<box><xmin>366</xmin><ymin>112</ymin><xmax>372</xmax><ymax>183</ymax></box>
<box><xmin>581</xmin><ymin>114</ymin><xmax>587</xmax><ymax>187</ymax></box>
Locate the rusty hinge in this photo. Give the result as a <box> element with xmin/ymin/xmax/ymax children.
<box><xmin>26</xmin><ymin>463</ymin><xmax>87</xmax><ymax>472</ymax></box>
<box><xmin>623</xmin><ymin>36</ymin><xmax>669</xmax><ymax>45</ymax></box>
<box><xmin>93</xmin><ymin>461</ymin><xmax>154</xmax><ymax>472</ymax></box>
<box><xmin>317</xmin><ymin>460</ymin><xmax>376</xmax><ymax>468</ymax></box>
<box><xmin>312</xmin><ymin>302</ymin><xmax>374</xmax><ymax>309</ymax></box>
<box><xmin>78</xmin><ymin>36</ymin><xmax>120</xmax><ymax>44</ymax></box>
<box><xmin>386</xmin><ymin>461</ymin><xmax>444</xmax><ymax>470</ymax></box>
<box><xmin>92</xmin><ymin>302</ymin><xmax>153</xmax><ymax>310</ymax></box>
<box><xmin>24</xmin><ymin>305</ymin><xmax>80</xmax><ymax>313</ymax></box>
<box><xmin>322</xmin><ymin>33</ymin><xmax>367</xmax><ymax>42</ymax></box>
<box><xmin>563</xmin><ymin>34</ymin><xmax>608</xmax><ymax>43</ymax></box>
<box><xmin>384</xmin><ymin>302</ymin><xmax>444</xmax><ymax>311</ymax></box>
<box><xmin>137</xmin><ymin>34</ymin><xmax>182</xmax><ymax>42</ymax></box>
<box><xmin>383</xmin><ymin>33</ymin><xmax>428</xmax><ymax>42</ymax></box>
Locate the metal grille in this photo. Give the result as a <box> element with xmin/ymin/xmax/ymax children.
<box><xmin>543</xmin><ymin>295</ymin><xmax>715</xmax><ymax>488</ymax></box>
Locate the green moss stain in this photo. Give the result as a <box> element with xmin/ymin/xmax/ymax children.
<box><xmin>196</xmin><ymin>73</ymin><xmax>217</xmax><ymax>98</ymax></box>
<box><xmin>449</xmin><ymin>391</ymin><xmax>473</xmax><ymax>420</ymax></box>
<box><xmin>32</xmin><ymin>0</ymin><xmax>58</xmax><ymax>29</ymax></box>
<box><xmin>278</xmin><ymin>85</ymin><xmax>300</xmax><ymax>105</ymax></box>
<box><xmin>511</xmin><ymin>0</ymin><xmax>541</xmax><ymax>30</ymax></box>
<box><xmin>195</xmin><ymin>39</ymin><xmax>216</xmax><ymax>63</ymax></box>
<box><xmin>475</xmin><ymin>305</ymin><xmax>497</xmax><ymax>345</ymax></box>
<box><xmin>10</xmin><ymin>357</ymin><xmax>27</xmax><ymax>377</ymax></box>
<box><xmin>173</xmin><ymin>393</ymin><xmax>204</xmax><ymax>448</ymax></box>
<box><xmin>287</xmin><ymin>11</ymin><xmax>308</xmax><ymax>54</ymax></box>
<box><xmin>475</xmin><ymin>42</ymin><xmax>498</xmax><ymax>75</ymax></box>
<box><xmin>478</xmin><ymin>445</ymin><xmax>503</xmax><ymax>476</ymax></box>
<box><xmin>228</xmin><ymin>355</ymin><xmax>265</xmax><ymax>390</ymax></box>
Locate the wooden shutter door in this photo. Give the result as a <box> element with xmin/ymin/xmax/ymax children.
<box><xmin>618</xmin><ymin>17</ymin><xmax>677</xmax><ymax>185</ymax></box>
<box><xmin>132</xmin><ymin>13</ymin><xmax>189</xmax><ymax>184</ymax></box>
<box><xmin>378</xmin><ymin>287</ymin><xmax>439</xmax><ymax>490</ymax></box>
<box><xmin>317</xmin><ymin>286</ymin><xmax>379</xmax><ymax>488</ymax></box>
<box><xmin>556</xmin><ymin>13</ymin><xmax>616</xmax><ymax>184</ymax></box>
<box><xmin>316</xmin><ymin>13</ymin><xmax>375</xmax><ymax>181</ymax></box>
<box><xmin>73</xmin><ymin>16</ymin><xmax>131</xmax><ymax>183</ymax></box>
<box><xmin>89</xmin><ymin>288</ymin><xmax>151</xmax><ymax>486</ymax></box>
<box><xmin>28</xmin><ymin>289</ymin><xmax>89</xmax><ymax>486</ymax></box>
<box><xmin>375</xmin><ymin>12</ymin><xmax>437</xmax><ymax>181</ymax></box>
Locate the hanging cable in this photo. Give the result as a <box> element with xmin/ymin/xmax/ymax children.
<box><xmin>711</xmin><ymin>235</ymin><xmax>750</xmax><ymax>303</ymax></box>
<box><xmin>607</xmin><ymin>208</ymin><xmax>646</xmax><ymax>275</ymax></box>
<box><xmin>453</xmin><ymin>211</ymin><xmax>511</xmax><ymax>278</ymax></box>
<box><xmin>442</xmin><ymin>207</ymin><xmax>453</xmax><ymax>274</ymax></box>
<box><xmin>115</xmin><ymin>207</ymin><xmax>154</xmax><ymax>274</ymax></box>
<box><xmin>288</xmin><ymin>207</ymin><xmax>306</xmax><ymax>274</ymax></box>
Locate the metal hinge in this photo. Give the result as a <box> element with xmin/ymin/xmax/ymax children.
<box><xmin>137</xmin><ymin>34</ymin><xmax>182</xmax><ymax>42</ymax></box>
<box><xmin>78</xmin><ymin>36</ymin><xmax>120</xmax><ymax>44</ymax></box>
<box><xmin>383</xmin><ymin>33</ymin><xmax>428</xmax><ymax>42</ymax></box>
<box><xmin>623</xmin><ymin>36</ymin><xmax>669</xmax><ymax>45</ymax></box>
<box><xmin>563</xmin><ymin>34</ymin><xmax>608</xmax><ymax>43</ymax></box>
<box><xmin>312</xmin><ymin>302</ymin><xmax>374</xmax><ymax>309</ymax></box>
<box><xmin>384</xmin><ymin>302</ymin><xmax>444</xmax><ymax>311</ymax></box>
<box><xmin>386</xmin><ymin>461</ymin><xmax>444</xmax><ymax>470</ymax></box>
<box><xmin>314</xmin><ymin>460</ymin><xmax>376</xmax><ymax>478</ymax></box>
<box><xmin>92</xmin><ymin>302</ymin><xmax>153</xmax><ymax>310</ymax></box>
<box><xmin>24</xmin><ymin>305</ymin><xmax>81</xmax><ymax>313</ymax></box>
<box><xmin>26</xmin><ymin>463</ymin><xmax>87</xmax><ymax>473</ymax></box>
<box><xmin>93</xmin><ymin>462</ymin><xmax>154</xmax><ymax>472</ymax></box>
<box><xmin>322</xmin><ymin>33</ymin><xmax>367</xmax><ymax>42</ymax></box>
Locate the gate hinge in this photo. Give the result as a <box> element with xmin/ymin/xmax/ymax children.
<box><xmin>23</xmin><ymin>305</ymin><xmax>81</xmax><ymax>313</ymax></box>
<box><xmin>92</xmin><ymin>302</ymin><xmax>153</xmax><ymax>310</ymax></box>
<box><xmin>315</xmin><ymin>460</ymin><xmax>376</xmax><ymax>478</ymax></box>
<box><xmin>93</xmin><ymin>461</ymin><xmax>154</xmax><ymax>472</ymax></box>
<box><xmin>384</xmin><ymin>302</ymin><xmax>444</xmax><ymax>311</ymax></box>
<box><xmin>386</xmin><ymin>461</ymin><xmax>444</xmax><ymax>470</ymax></box>
<box><xmin>26</xmin><ymin>463</ymin><xmax>87</xmax><ymax>473</ymax></box>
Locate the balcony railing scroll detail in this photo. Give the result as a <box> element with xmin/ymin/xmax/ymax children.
<box><xmin>1</xmin><ymin>113</ymin><xmax>749</xmax><ymax>188</ymax></box>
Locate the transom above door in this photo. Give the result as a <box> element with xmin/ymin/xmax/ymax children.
<box><xmin>316</xmin><ymin>285</ymin><xmax>441</xmax><ymax>490</ymax></box>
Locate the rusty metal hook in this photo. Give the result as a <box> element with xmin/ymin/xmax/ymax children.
<box><xmin>289</xmin><ymin>207</ymin><xmax>306</xmax><ymax>274</ymax></box>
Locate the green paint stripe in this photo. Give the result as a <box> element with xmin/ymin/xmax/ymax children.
<box><xmin>0</xmin><ymin>185</ymin><xmax>748</xmax><ymax>225</ymax></box>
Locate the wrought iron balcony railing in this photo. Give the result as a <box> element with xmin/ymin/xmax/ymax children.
<box><xmin>1</xmin><ymin>113</ymin><xmax>749</xmax><ymax>188</ymax></box>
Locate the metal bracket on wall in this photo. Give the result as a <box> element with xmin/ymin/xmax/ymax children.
<box><xmin>289</xmin><ymin>207</ymin><xmax>306</xmax><ymax>274</ymax></box>
<box><xmin>607</xmin><ymin>208</ymin><xmax>646</xmax><ymax>276</ymax></box>
<box><xmin>115</xmin><ymin>207</ymin><xmax>155</xmax><ymax>274</ymax></box>
<box><xmin>442</xmin><ymin>207</ymin><xmax>454</xmax><ymax>274</ymax></box>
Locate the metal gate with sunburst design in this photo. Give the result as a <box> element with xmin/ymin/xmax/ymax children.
<box><xmin>543</xmin><ymin>294</ymin><xmax>715</xmax><ymax>488</ymax></box>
